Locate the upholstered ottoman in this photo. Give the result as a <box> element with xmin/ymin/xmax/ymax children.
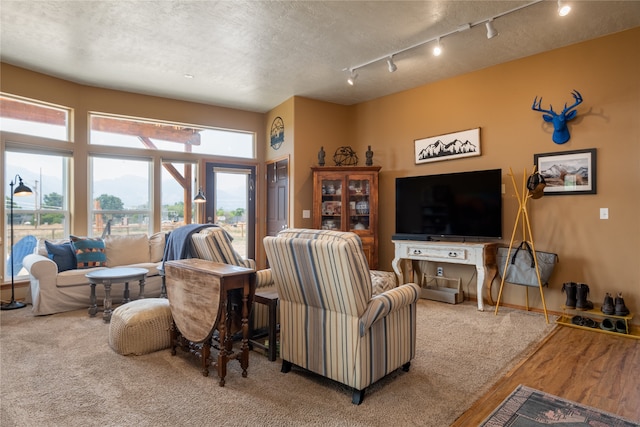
<box><xmin>109</xmin><ymin>298</ymin><xmax>172</xmax><ymax>356</ymax></box>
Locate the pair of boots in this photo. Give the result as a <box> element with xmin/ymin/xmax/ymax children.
<box><xmin>601</xmin><ymin>293</ymin><xmax>630</xmax><ymax>316</ymax></box>
<box><xmin>562</xmin><ymin>282</ymin><xmax>593</xmax><ymax>310</ymax></box>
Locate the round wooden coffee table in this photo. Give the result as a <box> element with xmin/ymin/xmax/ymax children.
<box><xmin>86</xmin><ymin>267</ymin><xmax>149</xmax><ymax>322</ymax></box>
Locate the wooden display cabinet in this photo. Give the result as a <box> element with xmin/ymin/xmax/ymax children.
<box><xmin>311</xmin><ymin>166</ymin><xmax>380</xmax><ymax>269</ymax></box>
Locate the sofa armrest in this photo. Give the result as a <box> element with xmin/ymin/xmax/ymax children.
<box><xmin>359</xmin><ymin>282</ymin><xmax>421</xmax><ymax>336</ymax></box>
<box><xmin>23</xmin><ymin>254</ymin><xmax>58</xmax><ymax>281</ymax></box>
<box><xmin>256</xmin><ymin>268</ymin><xmax>273</xmax><ymax>289</ymax></box>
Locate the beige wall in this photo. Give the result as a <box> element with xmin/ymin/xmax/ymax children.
<box><xmin>291</xmin><ymin>28</ymin><xmax>640</xmax><ymax>321</ymax></box>
<box><xmin>291</xmin><ymin>97</ymin><xmax>353</xmax><ymax>230</ymax></box>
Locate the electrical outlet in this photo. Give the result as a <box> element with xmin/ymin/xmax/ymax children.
<box><xmin>437</xmin><ymin>267</ymin><xmax>444</xmax><ymax>277</ymax></box>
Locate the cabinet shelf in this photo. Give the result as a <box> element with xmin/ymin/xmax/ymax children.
<box><xmin>556</xmin><ymin>305</ymin><xmax>638</xmax><ymax>339</ymax></box>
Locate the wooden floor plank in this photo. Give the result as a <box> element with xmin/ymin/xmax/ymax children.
<box><xmin>451</xmin><ymin>325</ymin><xmax>640</xmax><ymax>425</ymax></box>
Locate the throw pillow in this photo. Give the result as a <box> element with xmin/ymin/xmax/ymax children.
<box><xmin>44</xmin><ymin>241</ymin><xmax>77</xmax><ymax>273</ymax></box>
<box><xmin>104</xmin><ymin>234</ymin><xmax>149</xmax><ymax>266</ymax></box>
<box><xmin>69</xmin><ymin>235</ymin><xmax>107</xmax><ymax>269</ymax></box>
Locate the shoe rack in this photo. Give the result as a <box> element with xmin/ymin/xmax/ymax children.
<box><xmin>556</xmin><ymin>306</ymin><xmax>639</xmax><ymax>340</ymax></box>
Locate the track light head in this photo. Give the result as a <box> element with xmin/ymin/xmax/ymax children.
<box><xmin>485</xmin><ymin>19</ymin><xmax>498</xmax><ymax>39</ymax></box>
<box><xmin>347</xmin><ymin>70</ymin><xmax>358</xmax><ymax>85</ymax></box>
<box><xmin>433</xmin><ymin>39</ymin><xmax>442</xmax><ymax>57</ymax></box>
<box><xmin>386</xmin><ymin>57</ymin><xmax>397</xmax><ymax>73</ymax></box>
<box><xmin>558</xmin><ymin>0</ymin><xmax>571</xmax><ymax>16</ymax></box>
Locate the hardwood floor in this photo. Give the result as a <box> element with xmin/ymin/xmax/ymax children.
<box><xmin>452</xmin><ymin>325</ymin><xmax>640</xmax><ymax>425</ymax></box>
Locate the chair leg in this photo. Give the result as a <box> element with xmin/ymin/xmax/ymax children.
<box><xmin>402</xmin><ymin>361</ymin><xmax>411</xmax><ymax>372</ymax></box>
<box><xmin>281</xmin><ymin>360</ymin><xmax>292</xmax><ymax>373</ymax></box>
<box><xmin>352</xmin><ymin>388</ymin><xmax>366</xmax><ymax>405</ymax></box>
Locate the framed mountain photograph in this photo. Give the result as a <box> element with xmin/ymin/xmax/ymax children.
<box><xmin>534</xmin><ymin>148</ymin><xmax>597</xmax><ymax>195</ymax></box>
<box><xmin>415</xmin><ymin>128</ymin><xmax>481</xmax><ymax>164</ymax></box>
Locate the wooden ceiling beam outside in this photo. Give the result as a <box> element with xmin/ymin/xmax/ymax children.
<box><xmin>1</xmin><ymin>98</ymin><xmax>201</xmax><ymax>146</ymax></box>
<box><xmin>0</xmin><ymin>98</ymin><xmax>66</xmax><ymax>124</ymax></box>
<box><xmin>92</xmin><ymin>117</ymin><xmax>201</xmax><ymax>145</ymax></box>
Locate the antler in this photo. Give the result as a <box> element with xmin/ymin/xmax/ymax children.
<box><xmin>561</xmin><ymin>90</ymin><xmax>583</xmax><ymax>114</ymax></box>
<box><xmin>532</xmin><ymin>96</ymin><xmax>555</xmax><ymax>114</ymax></box>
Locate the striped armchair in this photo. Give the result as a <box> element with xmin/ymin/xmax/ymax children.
<box><xmin>190</xmin><ymin>226</ymin><xmax>274</xmax><ymax>329</ymax></box>
<box><xmin>263</xmin><ymin>228</ymin><xmax>421</xmax><ymax>405</ymax></box>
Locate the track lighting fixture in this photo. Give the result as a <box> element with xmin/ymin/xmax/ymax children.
<box><xmin>342</xmin><ymin>0</ymin><xmax>554</xmax><ymax>84</ymax></box>
<box><xmin>386</xmin><ymin>56</ymin><xmax>397</xmax><ymax>73</ymax></box>
<box><xmin>557</xmin><ymin>0</ymin><xmax>571</xmax><ymax>16</ymax></box>
<box><xmin>347</xmin><ymin>70</ymin><xmax>358</xmax><ymax>85</ymax></box>
<box><xmin>432</xmin><ymin>38</ymin><xmax>442</xmax><ymax>57</ymax></box>
<box><xmin>485</xmin><ymin>19</ymin><xmax>498</xmax><ymax>39</ymax></box>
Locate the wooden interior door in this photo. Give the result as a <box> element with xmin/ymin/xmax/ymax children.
<box><xmin>266</xmin><ymin>158</ymin><xmax>288</xmax><ymax>237</ymax></box>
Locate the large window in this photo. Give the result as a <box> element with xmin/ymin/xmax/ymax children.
<box><xmin>0</xmin><ymin>94</ymin><xmax>71</xmax><ymax>141</ymax></box>
<box><xmin>4</xmin><ymin>151</ymin><xmax>70</xmax><ymax>280</ymax></box>
<box><xmin>90</xmin><ymin>156</ymin><xmax>152</xmax><ymax>236</ymax></box>
<box><xmin>90</xmin><ymin>114</ymin><xmax>255</xmax><ymax>158</ymax></box>
<box><xmin>161</xmin><ymin>161</ymin><xmax>199</xmax><ymax>230</ymax></box>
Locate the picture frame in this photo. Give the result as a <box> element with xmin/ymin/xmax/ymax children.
<box><xmin>533</xmin><ymin>148</ymin><xmax>597</xmax><ymax>195</ymax></box>
<box><xmin>415</xmin><ymin>128</ymin><xmax>480</xmax><ymax>164</ymax></box>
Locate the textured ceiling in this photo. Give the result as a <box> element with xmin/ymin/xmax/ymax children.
<box><xmin>1</xmin><ymin>1</ymin><xmax>639</xmax><ymax>113</ymax></box>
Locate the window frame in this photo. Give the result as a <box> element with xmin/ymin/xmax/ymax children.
<box><xmin>89</xmin><ymin>154</ymin><xmax>154</xmax><ymax>237</ymax></box>
<box><xmin>3</xmin><ymin>145</ymin><xmax>72</xmax><ymax>283</ymax></box>
<box><xmin>89</xmin><ymin>112</ymin><xmax>256</xmax><ymax>159</ymax></box>
<box><xmin>0</xmin><ymin>93</ymin><xmax>72</xmax><ymax>142</ymax></box>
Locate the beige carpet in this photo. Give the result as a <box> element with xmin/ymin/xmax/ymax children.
<box><xmin>0</xmin><ymin>299</ymin><xmax>555</xmax><ymax>426</ymax></box>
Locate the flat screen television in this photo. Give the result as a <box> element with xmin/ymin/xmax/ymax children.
<box><xmin>394</xmin><ymin>168</ymin><xmax>502</xmax><ymax>241</ymax></box>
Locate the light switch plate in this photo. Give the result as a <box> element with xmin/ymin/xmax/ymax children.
<box><xmin>302</xmin><ymin>209</ymin><xmax>311</xmax><ymax>219</ymax></box>
<box><xmin>600</xmin><ymin>208</ymin><xmax>609</xmax><ymax>219</ymax></box>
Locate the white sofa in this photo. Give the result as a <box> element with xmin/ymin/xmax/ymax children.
<box><xmin>23</xmin><ymin>233</ymin><xmax>166</xmax><ymax>316</ymax></box>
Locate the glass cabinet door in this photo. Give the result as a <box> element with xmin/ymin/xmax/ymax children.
<box><xmin>348</xmin><ymin>177</ymin><xmax>371</xmax><ymax>232</ymax></box>
<box><xmin>320</xmin><ymin>176</ymin><xmax>343</xmax><ymax>230</ymax></box>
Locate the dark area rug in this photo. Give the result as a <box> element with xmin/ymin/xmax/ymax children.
<box><xmin>480</xmin><ymin>385</ymin><xmax>639</xmax><ymax>427</ymax></box>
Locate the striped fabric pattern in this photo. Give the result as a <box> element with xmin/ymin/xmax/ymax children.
<box><xmin>264</xmin><ymin>229</ymin><xmax>420</xmax><ymax>392</ymax></box>
<box><xmin>191</xmin><ymin>227</ymin><xmax>254</xmax><ymax>269</ymax></box>
<box><xmin>191</xmin><ymin>227</ymin><xmax>274</xmax><ymax>329</ymax></box>
<box><xmin>278</xmin><ymin>228</ymin><xmax>396</xmax><ymax>296</ymax></box>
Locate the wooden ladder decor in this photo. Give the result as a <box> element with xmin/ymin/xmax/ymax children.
<box><xmin>494</xmin><ymin>167</ymin><xmax>549</xmax><ymax>323</ymax></box>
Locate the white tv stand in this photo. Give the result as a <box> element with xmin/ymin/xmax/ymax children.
<box><xmin>392</xmin><ymin>240</ymin><xmax>499</xmax><ymax>311</ymax></box>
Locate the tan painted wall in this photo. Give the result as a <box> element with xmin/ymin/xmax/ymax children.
<box><xmin>337</xmin><ymin>28</ymin><xmax>639</xmax><ymax>320</ymax></box>
<box><xmin>291</xmin><ymin>97</ymin><xmax>353</xmax><ymax>230</ymax></box>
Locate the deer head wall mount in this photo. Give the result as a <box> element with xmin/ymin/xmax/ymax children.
<box><xmin>532</xmin><ymin>90</ymin><xmax>583</xmax><ymax>144</ymax></box>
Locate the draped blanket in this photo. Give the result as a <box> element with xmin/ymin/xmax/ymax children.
<box><xmin>161</xmin><ymin>224</ymin><xmax>216</xmax><ymax>267</ymax></box>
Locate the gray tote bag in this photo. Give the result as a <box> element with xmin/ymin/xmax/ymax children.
<box><xmin>497</xmin><ymin>241</ymin><xmax>558</xmax><ymax>287</ymax></box>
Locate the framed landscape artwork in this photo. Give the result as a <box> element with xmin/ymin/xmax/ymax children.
<box><xmin>533</xmin><ymin>148</ymin><xmax>597</xmax><ymax>195</ymax></box>
<box><xmin>415</xmin><ymin>128</ymin><xmax>480</xmax><ymax>164</ymax></box>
